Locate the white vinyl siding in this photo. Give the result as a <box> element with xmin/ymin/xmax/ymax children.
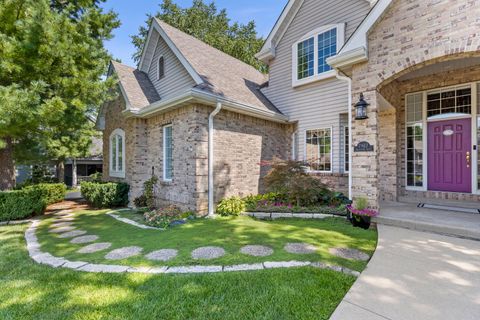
<box><xmin>148</xmin><ymin>30</ymin><xmax>196</xmax><ymax>99</ymax></box>
<box><xmin>262</xmin><ymin>0</ymin><xmax>370</xmax><ymax>173</ymax></box>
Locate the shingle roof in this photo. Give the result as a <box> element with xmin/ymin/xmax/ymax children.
<box><xmin>110</xmin><ymin>60</ymin><xmax>160</xmax><ymax>109</ymax></box>
<box><xmin>155</xmin><ymin>19</ymin><xmax>282</xmax><ymax>115</ymax></box>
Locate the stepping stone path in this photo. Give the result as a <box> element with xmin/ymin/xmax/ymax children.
<box><xmin>55</xmin><ymin>217</ymin><xmax>75</xmax><ymax>222</ymax></box>
<box><xmin>191</xmin><ymin>246</ymin><xmax>225</xmax><ymax>260</ymax></box>
<box><xmin>49</xmin><ymin>226</ymin><xmax>76</xmax><ymax>233</ymax></box>
<box><xmin>105</xmin><ymin>246</ymin><xmax>143</xmax><ymax>260</ymax></box>
<box><xmin>284</xmin><ymin>243</ymin><xmax>317</xmax><ymax>254</ymax></box>
<box><xmin>329</xmin><ymin>248</ymin><xmax>370</xmax><ymax>261</ymax></box>
<box><xmin>240</xmin><ymin>245</ymin><xmax>273</xmax><ymax>257</ymax></box>
<box><xmin>51</xmin><ymin>222</ymin><xmax>74</xmax><ymax>228</ymax></box>
<box><xmin>146</xmin><ymin>249</ymin><xmax>178</xmax><ymax>261</ymax></box>
<box><xmin>58</xmin><ymin>230</ymin><xmax>87</xmax><ymax>238</ymax></box>
<box><xmin>77</xmin><ymin>242</ymin><xmax>112</xmax><ymax>254</ymax></box>
<box><xmin>70</xmin><ymin>235</ymin><xmax>99</xmax><ymax>244</ymax></box>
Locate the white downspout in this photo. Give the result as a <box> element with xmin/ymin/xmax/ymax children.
<box><xmin>208</xmin><ymin>101</ymin><xmax>222</xmax><ymax>216</ymax></box>
<box><xmin>335</xmin><ymin>70</ymin><xmax>353</xmax><ymax>200</ymax></box>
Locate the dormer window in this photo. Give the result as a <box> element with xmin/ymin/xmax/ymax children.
<box><xmin>292</xmin><ymin>24</ymin><xmax>345</xmax><ymax>87</ymax></box>
<box><xmin>158</xmin><ymin>56</ymin><xmax>165</xmax><ymax>80</ymax></box>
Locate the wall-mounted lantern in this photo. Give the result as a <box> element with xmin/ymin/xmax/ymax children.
<box><xmin>355</xmin><ymin>93</ymin><xmax>369</xmax><ymax>120</ymax></box>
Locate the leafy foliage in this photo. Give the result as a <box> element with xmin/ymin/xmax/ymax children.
<box><xmin>133</xmin><ymin>195</ymin><xmax>148</xmax><ymax>208</ymax></box>
<box><xmin>354</xmin><ymin>197</ymin><xmax>368</xmax><ymax>211</ymax></box>
<box><xmin>263</xmin><ymin>159</ymin><xmax>332</xmax><ymax>207</ymax></box>
<box><xmin>0</xmin><ymin>188</ymin><xmax>46</xmax><ymax>221</ymax></box>
<box><xmin>216</xmin><ymin>197</ymin><xmax>246</xmax><ymax>216</ymax></box>
<box><xmin>24</xmin><ymin>183</ymin><xmax>66</xmax><ymax>205</ymax></box>
<box><xmin>0</xmin><ymin>0</ymin><xmax>120</xmax><ymax>183</ymax></box>
<box><xmin>143</xmin><ymin>175</ymin><xmax>159</xmax><ymax>209</ymax></box>
<box><xmin>144</xmin><ymin>205</ymin><xmax>183</xmax><ymax>228</ymax></box>
<box><xmin>131</xmin><ymin>0</ymin><xmax>266</xmax><ymax>72</ymax></box>
<box><xmin>80</xmin><ymin>181</ymin><xmax>129</xmax><ymax>208</ymax></box>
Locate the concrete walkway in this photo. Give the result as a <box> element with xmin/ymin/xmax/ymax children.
<box><xmin>330</xmin><ymin>225</ymin><xmax>480</xmax><ymax>320</ymax></box>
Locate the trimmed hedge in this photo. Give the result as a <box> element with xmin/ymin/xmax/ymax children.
<box><xmin>0</xmin><ymin>183</ymin><xmax>67</xmax><ymax>222</ymax></box>
<box><xmin>81</xmin><ymin>181</ymin><xmax>129</xmax><ymax>208</ymax></box>
<box><xmin>0</xmin><ymin>189</ymin><xmax>47</xmax><ymax>222</ymax></box>
<box><xmin>24</xmin><ymin>183</ymin><xmax>67</xmax><ymax>205</ymax></box>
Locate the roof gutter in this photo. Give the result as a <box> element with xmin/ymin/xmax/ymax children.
<box><xmin>208</xmin><ymin>101</ymin><xmax>222</xmax><ymax>217</ymax></box>
<box><xmin>326</xmin><ymin>47</ymin><xmax>368</xmax><ymax>69</ymax></box>
<box><xmin>123</xmin><ymin>89</ymin><xmax>290</xmax><ymax>123</ymax></box>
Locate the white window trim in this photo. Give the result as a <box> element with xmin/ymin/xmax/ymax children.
<box><xmin>109</xmin><ymin>128</ymin><xmax>126</xmax><ymax>178</ymax></box>
<box><xmin>304</xmin><ymin>126</ymin><xmax>333</xmax><ymax>174</ymax></box>
<box><xmin>292</xmin><ymin>24</ymin><xmax>345</xmax><ymax>88</ymax></box>
<box><xmin>163</xmin><ymin>124</ymin><xmax>173</xmax><ymax>182</ymax></box>
<box><xmin>157</xmin><ymin>55</ymin><xmax>165</xmax><ymax>80</ymax></box>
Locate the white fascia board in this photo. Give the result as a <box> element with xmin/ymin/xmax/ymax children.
<box><xmin>124</xmin><ymin>89</ymin><xmax>290</xmax><ymax>123</ymax></box>
<box><xmin>328</xmin><ymin>0</ymin><xmax>393</xmax><ymax>68</ymax></box>
<box><xmin>256</xmin><ymin>0</ymin><xmax>303</xmax><ymax>62</ymax></box>
<box><xmin>151</xmin><ymin>19</ymin><xmax>204</xmax><ymax>86</ymax></box>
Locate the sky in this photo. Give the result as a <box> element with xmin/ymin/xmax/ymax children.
<box><xmin>100</xmin><ymin>0</ymin><xmax>287</xmax><ymax>67</ymax></box>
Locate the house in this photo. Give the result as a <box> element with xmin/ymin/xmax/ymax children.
<box><xmin>99</xmin><ymin>0</ymin><xmax>480</xmax><ymax>214</ymax></box>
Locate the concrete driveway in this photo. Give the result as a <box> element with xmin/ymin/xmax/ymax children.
<box><xmin>331</xmin><ymin>225</ymin><xmax>480</xmax><ymax>320</ymax></box>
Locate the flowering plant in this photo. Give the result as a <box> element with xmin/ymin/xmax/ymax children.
<box><xmin>346</xmin><ymin>205</ymin><xmax>378</xmax><ymax>217</ymax></box>
<box><xmin>144</xmin><ymin>205</ymin><xmax>183</xmax><ymax>228</ymax></box>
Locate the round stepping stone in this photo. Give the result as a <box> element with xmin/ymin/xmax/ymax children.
<box><xmin>284</xmin><ymin>243</ymin><xmax>317</xmax><ymax>254</ymax></box>
<box><xmin>70</xmin><ymin>235</ymin><xmax>99</xmax><ymax>244</ymax></box>
<box><xmin>51</xmin><ymin>222</ymin><xmax>74</xmax><ymax>228</ymax></box>
<box><xmin>77</xmin><ymin>242</ymin><xmax>112</xmax><ymax>254</ymax></box>
<box><xmin>105</xmin><ymin>246</ymin><xmax>143</xmax><ymax>260</ymax></box>
<box><xmin>49</xmin><ymin>226</ymin><xmax>76</xmax><ymax>233</ymax></box>
<box><xmin>191</xmin><ymin>246</ymin><xmax>225</xmax><ymax>260</ymax></box>
<box><xmin>146</xmin><ymin>249</ymin><xmax>178</xmax><ymax>261</ymax></box>
<box><xmin>240</xmin><ymin>245</ymin><xmax>273</xmax><ymax>257</ymax></box>
<box><xmin>329</xmin><ymin>248</ymin><xmax>370</xmax><ymax>261</ymax></box>
<box><xmin>58</xmin><ymin>230</ymin><xmax>87</xmax><ymax>238</ymax></box>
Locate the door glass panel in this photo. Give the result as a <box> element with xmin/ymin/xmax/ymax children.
<box><xmin>427</xmin><ymin>86</ymin><xmax>471</xmax><ymax>117</ymax></box>
<box><xmin>406</xmin><ymin>93</ymin><xmax>424</xmax><ymax>187</ymax></box>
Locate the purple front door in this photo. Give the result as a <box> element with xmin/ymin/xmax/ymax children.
<box><xmin>428</xmin><ymin>118</ymin><xmax>472</xmax><ymax>193</ymax></box>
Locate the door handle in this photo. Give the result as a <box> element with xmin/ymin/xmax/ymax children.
<box><xmin>466</xmin><ymin>152</ymin><xmax>471</xmax><ymax>168</ymax></box>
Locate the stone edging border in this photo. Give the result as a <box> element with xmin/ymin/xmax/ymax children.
<box><xmin>0</xmin><ymin>219</ymin><xmax>33</xmax><ymax>226</ymax></box>
<box><xmin>24</xmin><ymin>220</ymin><xmax>360</xmax><ymax>276</ymax></box>
<box><xmin>106</xmin><ymin>210</ymin><xmax>164</xmax><ymax>230</ymax></box>
<box><xmin>243</xmin><ymin>212</ymin><xmax>345</xmax><ymax>220</ymax></box>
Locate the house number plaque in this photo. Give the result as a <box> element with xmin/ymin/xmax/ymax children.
<box><xmin>354</xmin><ymin>141</ymin><xmax>374</xmax><ymax>152</ymax></box>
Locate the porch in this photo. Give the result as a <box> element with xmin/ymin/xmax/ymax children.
<box><xmin>377</xmin><ymin>201</ymin><xmax>480</xmax><ymax>240</ymax></box>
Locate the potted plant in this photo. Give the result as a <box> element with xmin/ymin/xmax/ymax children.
<box><xmin>346</xmin><ymin>197</ymin><xmax>378</xmax><ymax>230</ymax></box>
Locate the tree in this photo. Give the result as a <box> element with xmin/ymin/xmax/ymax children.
<box><xmin>0</xmin><ymin>0</ymin><xmax>119</xmax><ymax>189</ymax></box>
<box><xmin>131</xmin><ymin>0</ymin><xmax>266</xmax><ymax>72</ymax></box>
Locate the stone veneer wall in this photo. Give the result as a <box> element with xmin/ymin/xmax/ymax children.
<box><xmin>104</xmin><ymin>101</ymin><xmax>294</xmax><ymax>214</ymax></box>
<box><xmin>348</xmin><ymin>0</ymin><xmax>480</xmax><ymax>208</ymax></box>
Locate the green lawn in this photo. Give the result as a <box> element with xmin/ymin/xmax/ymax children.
<box><xmin>2</xmin><ymin>223</ymin><xmax>363</xmax><ymax>319</ymax></box>
<box><xmin>37</xmin><ymin>209</ymin><xmax>377</xmax><ymax>271</ymax></box>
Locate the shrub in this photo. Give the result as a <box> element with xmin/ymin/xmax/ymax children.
<box><xmin>144</xmin><ymin>205</ymin><xmax>182</xmax><ymax>228</ymax></box>
<box><xmin>80</xmin><ymin>181</ymin><xmax>129</xmax><ymax>208</ymax></box>
<box><xmin>133</xmin><ymin>195</ymin><xmax>148</xmax><ymax>208</ymax></box>
<box><xmin>89</xmin><ymin>172</ymin><xmax>103</xmax><ymax>183</ymax></box>
<box><xmin>24</xmin><ymin>183</ymin><xmax>66</xmax><ymax>205</ymax></box>
<box><xmin>263</xmin><ymin>159</ymin><xmax>330</xmax><ymax>206</ymax></box>
<box><xmin>0</xmin><ymin>189</ymin><xmax>46</xmax><ymax>221</ymax></box>
<box><xmin>354</xmin><ymin>197</ymin><xmax>368</xmax><ymax>210</ymax></box>
<box><xmin>216</xmin><ymin>197</ymin><xmax>246</xmax><ymax>216</ymax></box>
<box><xmin>143</xmin><ymin>176</ymin><xmax>158</xmax><ymax>208</ymax></box>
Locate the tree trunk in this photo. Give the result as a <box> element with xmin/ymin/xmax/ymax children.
<box><xmin>57</xmin><ymin>160</ymin><xmax>65</xmax><ymax>183</ymax></box>
<box><xmin>72</xmin><ymin>158</ymin><xmax>77</xmax><ymax>187</ymax></box>
<box><xmin>0</xmin><ymin>137</ymin><xmax>16</xmax><ymax>190</ymax></box>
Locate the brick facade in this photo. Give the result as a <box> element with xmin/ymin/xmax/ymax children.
<box><xmin>103</xmin><ymin>98</ymin><xmax>293</xmax><ymax>214</ymax></box>
<box><xmin>348</xmin><ymin>0</ymin><xmax>480</xmax><ymax>208</ymax></box>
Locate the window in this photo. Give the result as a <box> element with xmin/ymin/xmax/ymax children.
<box><xmin>297</xmin><ymin>38</ymin><xmax>314</xmax><ymax>80</ymax></box>
<box><xmin>109</xmin><ymin>129</ymin><xmax>125</xmax><ymax>178</ymax></box>
<box><xmin>293</xmin><ymin>24</ymin><xmax>344</xmax><ymax>87</ymax></box>
<box><xmin>158</xmin><ymin>56</ymin><xmax>165</xmax><ymax>80</ymax></box>
<box><xmin>406</xmin><ymin>93</ymin><xmax>424</xmax><ymax>188</ymax></box>
<box><xmin>318</xmin><ymin>28</ymin><xmax>337</xmax><ymax>74</ymax></box>
<box><xmin>427</xmin><ymin>86</ymin><xmax>471</xmax><ymax>117</ymax></box>
<box><xmin>305</xmin><ymin>128</ymin><xmax>332</xmax><ymax>172</ymax></box>
<box><xmin>163</xmin><ymin>124</ymin><xmax>173</xmax><ymax>181</ymax></box>
<box><xmin>344</xmin><ymin>126</ymin><xmax>349</xmax><ymax>173</ymax></box>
